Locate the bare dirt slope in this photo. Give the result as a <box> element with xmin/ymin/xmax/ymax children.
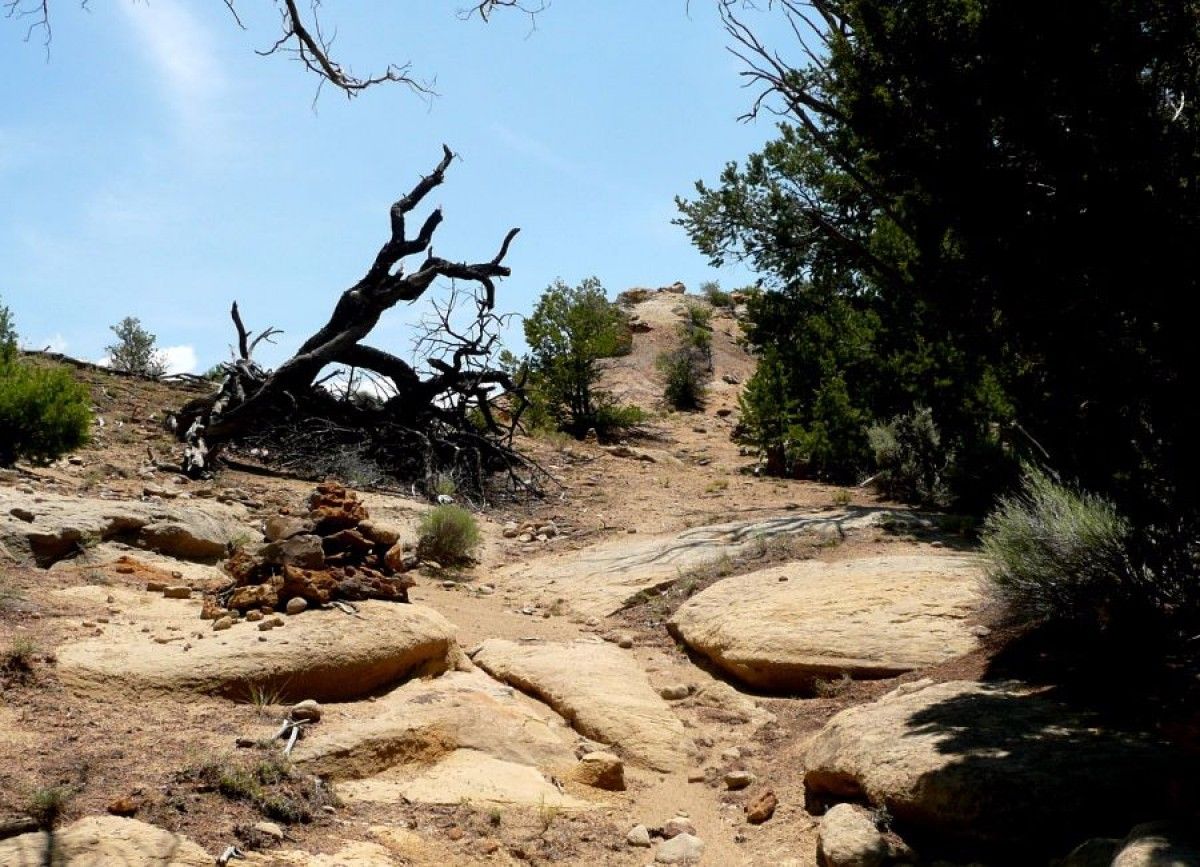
<box><xmin>1</xmin><ymin>288</ymin><xmax>993</xmax><ymax>866</ymax></box>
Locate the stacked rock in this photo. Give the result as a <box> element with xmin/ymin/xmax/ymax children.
<box><xmin>203</xmin><ymin>482</ymin><xmax>418</xmax><ymax>620</ymax></box>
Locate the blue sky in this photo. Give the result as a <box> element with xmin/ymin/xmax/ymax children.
<box><xmin>1</xmin><ymin>2</ymin><xmax>788</xmax><ymax>373</ymax></box>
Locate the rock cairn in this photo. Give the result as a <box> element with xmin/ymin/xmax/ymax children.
<box><xmin>204</xmin><ymin>482</ymin><xmax>417</xmax><ymax>620</ymax></box>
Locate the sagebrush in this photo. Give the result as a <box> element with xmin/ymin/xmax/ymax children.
<box><xmin>418</xmin><ymin>504</ymin><xmax>481</xmax><ymax>564</ymax></box>
<box><xmin>982</xmin><ymin>468</ymin><xmax>1150</xmax><ymax>629</ymax></box>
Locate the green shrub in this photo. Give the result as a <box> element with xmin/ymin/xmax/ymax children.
<box><xmin>867</xmin><ymin>406</ymin><xmax>952</xmax><ymax>507</ymax></box>
<box><xmin>105</xmin><ymin>316</ymin><xmax>166</xmax><ymax>376</ymax></box>
<box><xmin>659</xmin><ymin>348</ymin><xmax>707</xmax><ymax>410</ymax></box>
<box><xmin>521</xmin><ymin>278</ymin><xmax>634</xmax><ymax>436</ymax></box>
<box><xmin>0</xmin><ymin>300</ymin><xmax>16</xmax><ymax>363</ymax></box>
<box><xmin>592</xmin><ymin>399</ymin><xmax>647</xmax><ymax>437</ymax></box>
<box><xmin>982</xmin><ymin>467</ymin><xmax>1150</xmax><ymax>628</ymax></box>
<box><xmin>0</xmin><ymin>358</ymin><xmax>92</xmax><ymax>466</ymax></box>
<box><xmin>417</xmin><ymin>504</ymin><xmax>481</xmax><ymax>564</ymax></box>
<box><xmin>28</xmin><ymin>785</ymin><xmax>71</xmax><ymax>831</ymax></box>
<box><xmin>700</xmin><ymin>280</ymin><xmax>734</xmax><ymax>308</ymax></box>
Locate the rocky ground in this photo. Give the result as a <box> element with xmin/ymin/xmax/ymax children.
<box><xmin>0</xmin><ymin>288</ymin><xmax>1196</xmax><ymax>866</ymax></box>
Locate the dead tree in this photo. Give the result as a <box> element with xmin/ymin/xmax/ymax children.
<box><xmin>171</xmin><ymin>145</ymin><xmax>541</xmax><ymax>500</ymax></box>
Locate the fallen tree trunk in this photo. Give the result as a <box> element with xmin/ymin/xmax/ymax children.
<box><xmin>170</xmin><ymin>145</ymin><xmax>542</xmax><ymax>501</ymax></box>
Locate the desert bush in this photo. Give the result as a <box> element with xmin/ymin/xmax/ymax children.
<box><xmin>188</xmin><ymin>754</ymin><xmax>331</xmax><ymax>824</ymax></box>
<box><xmin>659</xmin><ymin>347</ymin><xmax>707</xmax><ymax>410</ymax></box>
<box><xmin>105</xmin><ymin>316</ymin><xmax>166</xmax><ymax>376</ymax></box>
<box><xmin>867</xmin><ymin>406</ymin><xmax>952</xmax><ymax>507</ymax></box>
<box><xmin>417</xmin><ymin>504</ymin><xmax>481</xmax><ymax>564</ymax></box>
<box><xmin>700</xmin><ymin>280</ymin><xmax>734</xmax><ymax>308</ymax></box>
<box><xmin>0</xmin><ymin>357</ymin><xmax>92</xmax><ymax>466</ymax></box>
<box><xmin>28</xmin><ymin>785</ymin><xmax>71</xmax><ymax>831</ymax></box>
<box><xmin>592</xmin><ymin>398</ymin><xmax>647</xmax><ymax>435</ymax></box>
<box><xmin>982</xmin><ymin>467</ymin><xmax>1151</xmax><ymax>628</ymax></box>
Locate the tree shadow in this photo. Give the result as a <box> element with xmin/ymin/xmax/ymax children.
<box><xmin>882</xmin><ymin>681</ymin><xmax>1197</xmax><ymax>863</ymax></box>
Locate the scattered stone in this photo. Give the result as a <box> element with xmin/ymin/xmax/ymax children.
<box><xmin>441</xmin><ymin>580</ymin><xmax>457</xmax><ymax>590</ymax></box>
<box><xmin>285</xmin><ymin>597</ymin><xmax>308</xmax><ymax>615</ymax></box>
<box><xmin>264</xmin><ymin>515</ymin><xmax>312</xmax><ymax>542</ymax></box>
<box><xmin>162</xmin><ymin>586</ymin><xmax>191</xmax><ymax>599</ymax></box>
<box><xmin>235</xmin><ymin>737</ymin><xmax>257</xmax><ymax>748</ymax></box>
<box><xmin>725</xmin><ymin>771</ymin><xmax>756</xmax><ymax>790</ymax></box>
<box><xmin>106</xmin><ymin>796</ymin><xmax>140</xmax><ymax>818</ymax></box>
<box><xmin>627</xmin><ymin>825</ymin><xmax>652</xmax><ymax>848</ymax></box>
<box><xmin>745</xmin><ymin>790</ymin><xmax>777</xmax><ymax>824</ymax></box>
<box><xmin>8</xmin><ymin>507</ymin><xmax>34</xmax><ymax>523</ymax></box>
<box><xmin>687</xmin><ymin>771</ymin><xmax>706</xmax><ymax>783</ymax></box>
<box><xmin>817</xmin><ymin>803</ymin><xmax>892</xmax><ymax>867</ymax></box>
<box><xmin>254</xmin><ymin>821</ymin><xmax>285</xmax><ymax>842</ymax></box>
<box><xmin>212</xmin><ymin>616</ymin><xmax>234</xmax><ymax>631</ymax></box>
<box><xmin>617</xmin><ymin>634</ymin><xmax>634</xmax><ymax>649</ymax></box>
<box><xmin>661</xmin><ymin>817</ymin><xmax>697</xmax><ymax>839</ymax></box>
<box><xmin>537</xmin><ymin>522</ymin><xmax>558</xmax><ymax>538</ymax></box>
<box><xmin>502</xmin><ymin>525</ymin><xmax>519</xmax><ymax>539</ymax></box>
<box><xmin>245</xmin><ymin>610</ymin><xmax>263</xmax><ymax>622</ymax></box>
<box><xmin>145</xmin><ymin>581</ymin><xmax>167</xmax><ymax>593</ymax></box>
<box><xmin>518</xmin><ymin>533</ymin><xmax>534</xmax><ymax>543</ymax></box>
<box><xmin>656</xmin><ymin>832</ymin><xmax>705</xmax><ymax>864</ymax></box>
<box><xmin>357</xmin><ymin>519</ymin><xmax>401</xmax><ymax>547</ymax></box>
<box><xmin>572</xmin><ymin>751</ymin><xmax>625</xmax><ymax>791</ymax></box>
<box><xmin>659</xmin><ymin>684</ymin><xmax>690</xmax><ymax>701</ymax></box>
<box><xmin>290</xmin><ymin>699</ymin><xmax>323</xmax><ymax>723</ymax></box>
<box><xmin>261</xmin><ymin>534</ymin><xmax>325</xmax><ymax>570</ymax></box>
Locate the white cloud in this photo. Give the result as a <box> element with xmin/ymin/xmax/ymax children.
<box><xmin>117</xmin><ymin>0</ymin><xmax>226</xmax><ymax>139</ymax></box>
<box><xmin>160</xmin><ymin>344</ymin><xmax>198</xmax><ymax>375</ymax></box>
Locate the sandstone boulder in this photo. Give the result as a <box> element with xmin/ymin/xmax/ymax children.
<box><xmin>817</xmin><ymin>803</ymin><xmax>904</xmax><ymax>867</ymax></box>
<box><xmin>572</xmin><ymin>751</ymin><xmax>626</xmax><ymax>791</ymax></box>
<box><xmin>1111</xmin><ymin>822</ymin><xmax>1200</xmax><ymax>867</ymax></box>
<box><xmin>803</xmin><ymin>680</ymin><xmax>1184</xmax><ymax>854</ymax></box>
<box><xmin>0</xmin><ymin>816</ymin><xmax>210</xmax><ymax>866</ymax></box>
<box><xmin>58</xmin><ymin>601</ymin><xmax>458</xmax><ymax>701</ymax></box>
<box><xmin>0</xmin><ymin>489</ymin><xmax>248</xmax><ymax>566</ymax></box>
<box><xmin>292</xmin><ymin>669</ymin><xmax>576</xmax><ymax>780</ymax></box>
<box><xmin>669</xmin><ymin>555</ymin><xmax>982</xmax><ymax>690</ymax></box>
<box><xmin>496</xmin><ymin>508</ymin><xmax>925</xmax><ymax>618</ymax></box>
<box><xmin>471</xmin><ymin>639</ymin><xmax>692</xmax><ymax>771</ymax></box>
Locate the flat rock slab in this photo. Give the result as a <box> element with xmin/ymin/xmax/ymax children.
<box><xmin>495</xmin><ymin>508</ymin><xmax>928</xmax><ymax>618</ymax></box>
<box><xmin>340</xmin><ymin>748</ymin><xmax>588</xmax><ymax>809</ymax></box>
<box><xmin>0</xmin><ymin>488</ymin><xmax>250</xmax><ymax>566</ymax></box>
<box><xmin>0</xmin><ymin>816</ymin><xmax>211</xmax><ymax>866</ymax></box>
<box><xmin>471</xmin><ymin>638</ymin><xmax>692</xmax><ymax>772</ymax></box>
<box><xmin>803</xmin><ymin>679</ymin><xmax>1186</xmax><ymax>854</ymax></box>
<box><xmin>669</xmin><ymin>554</ymin><xmax>981</xmax><ymax>690</ymax></box>
<box><xmin>58</xmin><ymin>601</ymin><xmax>458</xmax><ymax>702</ymax></box>
<box><xmin>293</xmin><ymin>669</ymin><xmax>577</xmax><ymax>779</ymax></box>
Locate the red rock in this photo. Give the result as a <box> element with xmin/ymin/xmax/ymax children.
<box><xmin>746</xmin><ymin>789</ymin><xmax>777</xmax><ymax>824</ymax></box>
